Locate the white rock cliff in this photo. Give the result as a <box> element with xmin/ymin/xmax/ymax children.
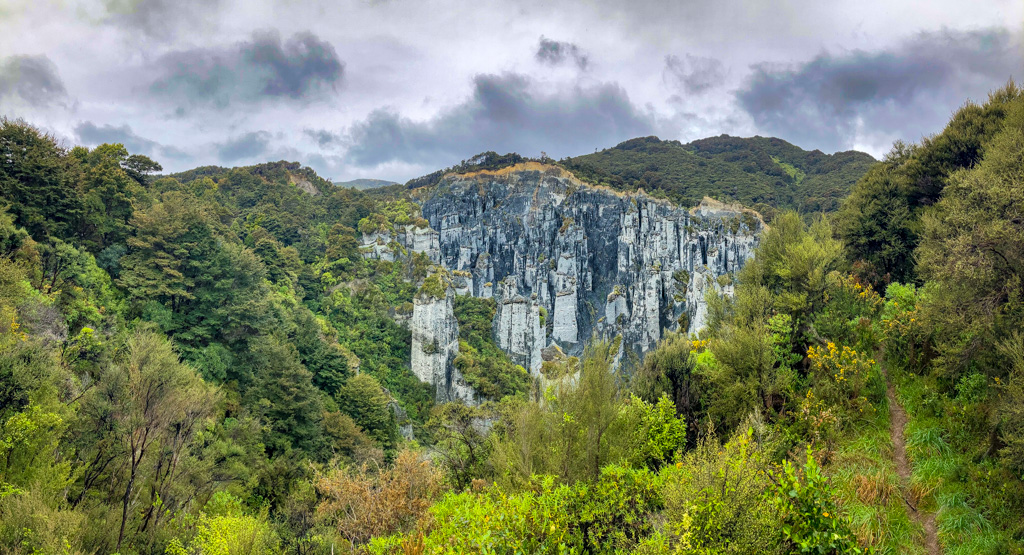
<box><xmin>409</xmin><ymin>285</ymin><xmax>475</xmax><ymax>404</ymax></box>
<box><xmin>363</xmin><ymin>162</ymin><xmax>763</xmax><ymax>401</ymax></box>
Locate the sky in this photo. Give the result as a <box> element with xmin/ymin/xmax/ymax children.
<box><xmin>0</xmin><ymin>0</ymin><xmax>1021</xmax><ymax>182</ymax></box>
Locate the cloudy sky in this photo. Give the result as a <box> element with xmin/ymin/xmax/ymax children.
<box><xmin>0</xmin><ymin>0</ymin><xmax>1021</xmax><ymax>182</ymax></box>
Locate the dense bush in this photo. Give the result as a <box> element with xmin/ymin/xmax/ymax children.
<box><xmin>839</xmin><ymin>83</ymin><xmax>1022</xmax><ymax>287</ymax></box>
<box><xmin>452</xmin><ymin>295</ymin><xmax>530</xmax><ymax>400</ymax></box>
<box><xmin>661</xmin><ymin>427</ymin><xmax>783</xmax><ymax>554</ymax></box>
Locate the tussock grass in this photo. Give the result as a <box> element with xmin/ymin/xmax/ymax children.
<box><xmin>906</xmin><ymin>426</ymin><xmax>950</xmax><ymax>458</ymax></box>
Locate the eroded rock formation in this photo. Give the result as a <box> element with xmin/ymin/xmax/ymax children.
<box><xmin>362</xmin><ymin>162</ymin><xmax>763</xmax><ymax>401</ymax></box>
<box><xmin>409</xmin><ymin>286</ymin><xmax>475</xmax><ymax>404</ymax></box>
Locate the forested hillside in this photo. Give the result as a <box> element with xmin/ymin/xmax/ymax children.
<box><xmin>0</xmin><ymin>128</ymin><xmax>442</xmax><ymax>552</ymax></box>
<box><xmin>561</xmin><ymin>135</ymin><xmax>876</xmax><ymax>215</ymax></box>
<box><xmin>2</xmin><ymin>82</ymin><xmax>1024</xmax><ymax>554</ymax></box>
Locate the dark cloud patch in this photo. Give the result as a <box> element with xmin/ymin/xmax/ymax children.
<box><xmin>737</xmin><ymin>28</ymin><xmax>1022</xmax><ymax>151</ymax></box>
<box><xmin>150</xmin><ymin>30</ymin><xmax>344</xmax><ymax>111</ymax></box>
<box><xmin>101</xmin><ymin>0</ymin><xmax>224</xmax><ymax>39</ymax></box>
<box><xmin>345</xmin><ymin>72</ymin><xmax>657</xmax><ymax>168</ymax></box>
<box><xmin>535</xmin><ymin>36</ymin><xmax>589</xmax><ymax>70</ymax></box>
<box><xmin>0</xmin><ymin>55</ymin><xmax>67</xmax><ymax>107</ymax></box>
<box><xmin>75</xmin><ymin>122</ymin><xmax>189</xmax><ymax>160</ymax></box>
<box><xmin>217</xmin><ymin>131</ymin><xmax>272</xmax><ymax>162</ymax></box>
<box><xmin>304</xmin><ymin>128</ymin><xmax>341</xmax><ymax>148</ymax></box>
<box><xmin>663</xmin><ymin>54</ymin><xmax>725</xmax><ymax>95</ymax></box>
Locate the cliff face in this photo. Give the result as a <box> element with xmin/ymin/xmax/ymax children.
<box><xmin>409</xmin><ymin>287</ymin><xmax>476</xmax><ymax>404</ymax></box>
<box><xmin>364</xmin><ymin>162</ymin><xmax>762</xmax><ymax>401</ymax></box>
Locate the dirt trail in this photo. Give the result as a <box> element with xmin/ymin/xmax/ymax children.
<box><xmin>882</xmin><ymin>358</ymin><xmax>941</xmax><ymax>554</ymax></box>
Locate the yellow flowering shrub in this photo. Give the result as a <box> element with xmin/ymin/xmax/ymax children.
<box><xmin>806</xmin><ymin>342</ymin><xmax>874</xmax><ymax>415</ymax></box>
<box><xmin>815</xmin><ymin>273</ymin><xmax>884</xmax><ymax>353</ymax></box>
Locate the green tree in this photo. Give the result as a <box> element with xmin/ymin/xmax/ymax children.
<box><xmin>249</xmin><ymin>337</ymin><xmax>326</xmax><ymax>459</ymax></box>
<box><xmin>555</xmin><ymin>340</ymin><xmax>620</xmax><ymax>482</ymax></box>
<box><xmin>426</xmin><ymin>402</ymin><xmax>491</xmax><ymax>489</ymax></box>
<box><xmin>123</xmin><ymin>153</ymin><xmax>162</xmax><ymax>186</ymax></box>
<box><xmin>0</xmin><ymin>119</ymin><xmax>82</xmax><ymax>241</ymax></box>
<box><xmin>290</xmin><ymin>307</ymin><xmax>351</xmax><ymax>395</ymax></box>
<box><xmin>121</xmin><ymin>192</ymin><xmax>275</xmax><ymax>382</ymax></box>
<box><xmin>337</xmin><ymin>373</ymin><xmax>397</xmax><ymax>451</ymax></box>
<box><xmin>916</xmin><ymin>90</ymin><xmax>1024</xmax><ymax>384</ymax></box>
<box><xmin>633</xmin><ymin>332</ymin><xmax>697</xmax><ymax>422</ymax></box>
<box><xmin>837</xmin><ymin>161</ymin><xmax>917</xmax><ymax>284</ymax></box>
<box><xmin>85</xmin><ymin>331</ymin><xmax>216</xmax><ymax>551</ymax></box>
<box><xmin>839</xmin><ymin>83</ymin><xmax>1022</xmax><ymax>287</ymax></box>
<box><xmin>486</xmin><ymin>397</ymin><xmax>557</xmax><ymax>489</ymax></box>
<box><xmin>77</xmin><ymin>143</ymin><xmax>149</xmax><ymax>250</ymax></box>
<box><xmin>119</xmin><ymin>192</ymin><xmax>215</xmax><ymax>311</ymax></box>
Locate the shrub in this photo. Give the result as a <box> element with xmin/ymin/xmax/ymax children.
<box><xmin>620</xmin><ymin>394</ymin><xmax>686</xmax><ymax>471</ymax></box>
<box><xmin>662</xmin><ymin>427</ymin><xmax>782</xmax><ymax>554</ymax></box>
<box><xmin>416</xmin><ymin>271</ymin><xmax>450</xmax><ymax>300</ymax></box>
<box><xmin>806</xmin><ymin>342</ymin><xmax>874</xmax><ymax>415</ymax></box>
<box><xmin>878</xmin><ymin>283</ymin><xmax>927</xmax><ymax>375</ymax></box>
<box><xmin>813</xmin><ymin>273</ymin><xmax>883</xmax><ymax>353</ymax></box>
<box><xmin>383</xmin><ymin>466</ymin><xmax>661</xmax><ymax>554</ymax></box>
<box><xmin>772</xmin><ymin>449</ymin><xmax>869</xmax><ymax>554</ymax></box>
<box><xmin>165</xmin><ymin>492</ymin><xmax>281</xmax><ymax>555</ymax></box>
<box><xmin>314</xmin><ymin>449</ymin><xmax>442</xmax><ymax>547</ymax></box>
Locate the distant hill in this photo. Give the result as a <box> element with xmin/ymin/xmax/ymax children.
<box><xmin>168</xmin><ymin>160</ymin><xmax>338</xmax><ymax>197</ymax></box>
<box><xmin>560</xmin><ymin>135</ymin><xmax>876</xmax><ymax>214</ymax></box>
<box><xmin>335</xmin><ymin>178</ymin><xmax>400</xmax><ymax>191</ymax></box>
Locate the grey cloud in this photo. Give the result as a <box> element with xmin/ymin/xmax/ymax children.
<box><xmin>663</xmin><ymin>54</ymin><xmax>725</xmax><ymax>95</ymax></box>
<box><xmin>75</xmin><ymin>121</ymin><xmax>188</xmax><ymax>160</ymax></box>
<box><xmin>0</xmin><ymin>55</ymin><xmax>67</xmax><ymax>107</ymax></box>
<box><xmin>535</xmin><ymin>36</ymin><xmax>589</xmax><ymax>70</ymax></box>
<box><xmin>345</xmin><ymin>72</ymin><xmax>657</xmax><ymax>169</ymax></box>
<box><xmin>101</xmin><ymin>0</ymin><xmax>225</xmax><ymax>39</ymax></box>
<box><xmin>304</xmin><ymin>128</ymin><xmax>341</xmax><ymax>148</ymax></box>
<box><xmin>217</xmin><ymin>131</ymin><xmax>272</xmax><ymax>162</ymax></box>
<box><xmin>737</xmin><ymin>28</ymin><xmax>1022</xmax><ymax>151</ymax></box>
<box><xmin>150</xmin><ymin>30</ymin><xmax>344</xmax><ymax>111</ymax></box>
